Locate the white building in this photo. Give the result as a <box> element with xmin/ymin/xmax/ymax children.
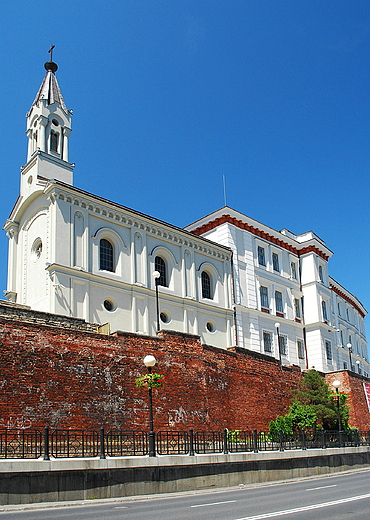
<box><xmin>185</xmin><ymin>208</ymin><xmax>369</xmax><ymax>375</ymax></box>
<box><xmin>3</xmin><ymin>57</ymin><xmax>368</xmax><ymax>375</ymax></box>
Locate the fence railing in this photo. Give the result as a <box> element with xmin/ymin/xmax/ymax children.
<box><xmin>0</xmin><ymin>427</ymin><xmax>368</xmax><ymax>460</ymax></box>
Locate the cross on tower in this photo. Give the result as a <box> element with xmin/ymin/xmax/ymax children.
<box><xmin>48</xmin><ymin>45</ymin><xmax>55</xmax><ymax>62</ymax></box>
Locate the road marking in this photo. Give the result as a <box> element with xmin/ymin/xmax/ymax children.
<box><xmin>233</xmin><ymin>493</ymin><xmax>370</xmax><ymax>519</ymax></box>
<box><xmin>191</xmin><ymin>500</ymin><xmax>237</xmax><ymax>508</ymax></box>
<box><xmin>306</xmin><ymin>484</ymin><xmax>337</xmax><ymax>491</ymax></box>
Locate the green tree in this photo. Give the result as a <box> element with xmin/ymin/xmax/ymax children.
<box><xmin>292</xmin><ymin>369</ymin><xmax>337</xmax><ymax>430</ymax></box>
<box><xmin>269</xmin><ymin>370</ymin><xmax>350</xmax><ymax>433</ymax></box>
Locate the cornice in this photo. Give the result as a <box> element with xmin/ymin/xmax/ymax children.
<box><xmin>190</xmin><ymin>214</ymin><xmax>330</xmax><ymax>261</ymax></box>
<box><xmin>330</xmin><ymin>283</ymin><xmax>366</xmax><ymax>318</ymax></box>
<box><xmin>46</xmin><ymin>185</ymin><xmax>231</xmax><ymax>261</ymax></box>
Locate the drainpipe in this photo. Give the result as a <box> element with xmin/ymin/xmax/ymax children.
<box><xmin>231</xmin><ymin>253</ymin><xmax>238</xmax><ymax>346</ymax></box>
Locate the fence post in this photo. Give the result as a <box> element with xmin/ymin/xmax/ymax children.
<box><xmin>301</xmin><ymin>429</ymin><xmax>306</xmax><ymax>450</ymax></box>
<box><xmin>189</xmin><ymin>429</ymin><xmax>195</xmax><ymax>456</ymax></box>
<box><xmin>43</xmin><ymin>426</ymin><xmax>50</xmax><ymax>461</ymax></box>
<box><xmin>253</xmin><ymin>429</ymin><xmax>258</xmax><ymax>453</ymax></box>
<box><xmin>223</xmin><ymin>428</ymin><xmax>228</xmax><ymax>454</ymax></box>
<box><xmin>279</xmin><ymin>429</ymin><xmax>284</xmax><ymax>451</ymax></box>
<box><xmin>100</xmin><ymin>427</ymin><xmax>106</xmax><ymax>459</ymax></box>
<box><xmin>354</xmin><ymin>429</ymin><xmax>359</xmax><ymax>447</ymax></box>
<box><xmin>321</xmin><ymin>429</ymin><xmax>326</xmax><ymax>449</ymax></box>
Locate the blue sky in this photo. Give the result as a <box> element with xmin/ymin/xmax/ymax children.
<box><xmin>0</xmin><ymin>1</ymin><xmax>369</xmax><ymax>329</ymax></box>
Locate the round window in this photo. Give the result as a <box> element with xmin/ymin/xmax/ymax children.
<box><xmin>160</xmin><ymin>311</ymin><xmax>170</xmax><ymax>323</ymax></box>
<box><xmin>206</xmin><ymin>321</ymin><xmax>215</xmax><ymax>333</ymax></box>
<box><xmin>52</xmin><ymin>119</ymin><xmax>59</xmax><ymax>126</ymax></box>
<box><xmin>31</xmin><ymin>238</ymin><xmax>43</xmax><ymax>262</ymax></box>
<box><xmin>103</xmin><ymin>299</ymin><xmax>114</xmax><ymax>311</ymax></box>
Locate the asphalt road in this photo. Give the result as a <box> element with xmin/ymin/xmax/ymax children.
<box><xmin>1</xmin><ymin>469</ymin><xmax>370</xmax><ymax>519</ymax></box>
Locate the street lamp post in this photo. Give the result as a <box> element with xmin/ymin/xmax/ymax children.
<box><xmin>275</xmin><ymin>322</ymin><xmax>282</xmax><ymax>366</ymax></box>
<box><xmin>332</xmin><ymin>380</ymin><xmax>343</xmax><ymax>447</ymax></box>
<box><xmin>347</xmin><ymin>343</ymin><xmax>353</xmax><ymax>371</ymax></box>
<box><xmin>144</xmin><ymin>355</ymin><xmax>157</xmax><ymax>457</ymax></box>
<box><xmin>153</xmin><ymin>271</ymin><xmax>160</xmax><ymax>333</ymax></box>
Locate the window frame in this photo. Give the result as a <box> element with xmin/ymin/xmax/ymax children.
<box><xmin>322</xmin><ymin>300</ymin><xmax>328</xmax><ymax>321</ymax></box>
<box><xmin>297</xmin><ymin>339</ymin><xmax>305</xmax><ymax>359</ymax></box>
<box><xmin>257</xmin><ymin>245</ymin><xmax>266</xmax><ymax>267</ymax></box>
<box><xmin>294</xmin><ymin>298</ymin><xmax>301</xmax><ymax>319</ymax></box>
<box><xmin>278</xmin><ymin>334</ymin><xmax>287</xmax><ymax>356</ymax></box>
<box><xmin>201</xmin><ymin>271</ymin><xmax>212</xmax><ymax>299</ymax></box>
<box><xmin>291</xmin><ymin>261</ymin><xmax>297</xmax><ymax>280</ymax></box>
<box><xmin>272</xmin><ymin>252</ymin><xmax>280</xmax><ymax>272</ymax></box>
<box><xmin>260</xmin><ymin>285</ymin><xmax>269</xmax><ymax>310</ymax></box>
<box><xmin>325</xmin><ymin>340</ymin><xmax>332</xmax><ymax>362</ymax></box>
<box><xmin>99</xmin><ymin>238</ymin><xmax>114</xmax><ymax>272</ymax></box>
<box><xmin>275</xmin><ymin>290</ymin><xmax>284</xmax><ymax>314</ymax></box>
<box><xmin>263</xmin><ymin>331</ymin><xmax>273</xmax><ymax>353</ymax></box>
<box><xmin>155</xmin><ymin>256</ymin><xmax>167</xmax><ymax>287</ymax></box>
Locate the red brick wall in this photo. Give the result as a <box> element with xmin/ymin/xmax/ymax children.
<box><xmin>0</xmin><ymin>316</ymin><xmax>302</xmax><ymax>431</ymax></box>
<box><xmin>325</xmin><ymin>371</ymin><xmax>370</xmax><ymax>431</ymax></box>
<box><xmin>0</xmin><ymin>312</ymin><xmax>368</xmax><ymax>432</ymax></box>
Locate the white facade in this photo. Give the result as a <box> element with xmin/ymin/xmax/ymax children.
<box><xmin>3</xmin><ymin>58</ymin><xmax>368</xmax><ymax>373</ymax></box>
<box><xmin>185</xmin><ymin>208</ymin><xmax>369</xmax><ymax>375</ymax></box>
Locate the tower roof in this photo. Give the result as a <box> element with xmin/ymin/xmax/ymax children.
<box><xmin>31</xmin><ymin>61</ymin><xmax>67</xmax><ymax>112</ymax></box>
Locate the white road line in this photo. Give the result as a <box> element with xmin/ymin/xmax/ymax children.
<box><xmin>233</xmin><ymin>493</ymin><xmax>370</xmax><ymax>520</ymax></box>
<box><xmin>191</xmin><ymin>500</ymin><xmax>237</xmax><ymax>508</ymax></box>
<box><xmin>306</xmin><ymin>484</ymin><xmax>337</xmax><ymax>491</ymax></box>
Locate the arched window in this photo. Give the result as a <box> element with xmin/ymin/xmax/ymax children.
<box><xmin>50</xmin><ymin>131</ymin><xmax>59</xmax><ymax>152</ymax></box>
<box><xmin>100</xmin><ymin>239</ymin><xmax>114</xmax><ymax>272</ymax></box>
<box><xmin>155</xmin><ymin>256</ymin><xmax>167</xmax><ymax>287</ymax></box>
<box><xmin>201</xmin><ymin>271</ymin><xmax>212</xmax><ymax>299</ymax></box>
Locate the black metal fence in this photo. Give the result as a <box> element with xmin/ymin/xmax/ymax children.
<box><xmin>0</xmin><ymin>427</ymin><xmax>369</xmax><ymax>460</ymax></box>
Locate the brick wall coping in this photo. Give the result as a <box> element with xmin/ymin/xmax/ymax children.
<box><xmin>0</xmin><ymin>301</ymin><xmax>97</xmax><ymax>332</ymax></box>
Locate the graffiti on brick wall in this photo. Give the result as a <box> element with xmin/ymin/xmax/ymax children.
<box><xmin>0</xmin><ymin>416</ymin><xmax>32</xmax><ymax>429</ymax></box>
<box><xmin>168</xmin><ymin>406</ymin><xmax>209</xmax><ymax>426</ymax></box>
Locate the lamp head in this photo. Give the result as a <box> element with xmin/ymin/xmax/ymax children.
<box><xmin>153</xmin><ymin>271</ymin><xmax>160</xmax><ymax>279</ymax></box>
<box><xmin>274</xmin><ymin>322</ymin><xmax>280</xmax><ymax>329</ymax></box>
<box><xmin>143</xmin><ymin>355</ymin><xmax>157</xmax><ymax>367</ymax></box>
<box><xmin>332</xmin><ymin>380</ymin><xmax>341</xmax><ymax>389</ymax></box>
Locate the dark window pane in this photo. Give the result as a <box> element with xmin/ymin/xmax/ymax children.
<box><xmin>201</xmin><ymin>271</ymin><xmax>212</xmax><ymax>299</ymax></box>
<box><xmin>100</xmin><ymin>239</ymin><xmax>114</xmax><ymax>272</ymax></box>
<box><xmin>155</xmin><ymin>256</ymin><xmax>167</xmax><ymax>287</ymax></box>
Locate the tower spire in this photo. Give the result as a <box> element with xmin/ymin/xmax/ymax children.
<box><xmin>20</xmin><ymin>51</ymin><xmax>74</xmax><ymax>194</ymax></box>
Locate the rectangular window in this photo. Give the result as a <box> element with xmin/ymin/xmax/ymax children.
<box><xmin>278</xmin><ymin>335</ymin><xmax>287</xmax><ymax>356</ymax></box>
<box><xmin>291</xmin><ymin>262</ymin><xmax>297</xmax><ymax>280</ymax></box>
<box><xmin>297</xmin><ymin>339</ymin><xmax>305</xmax><ymax>359</ymax></box>
<box><xmin>318</xmin><ymin>265</ymin><xmax>324</xmax><ymax>283</ymax></box>
<box><xmin>343</xmin><ymin>361</ymin><xmax>348</xmax><ymax>370</ymax></box>
<box><xmin>258</xmin><ymin>246</ymin><xmax>266</xmax><ymax>266</ymax></box>
<box><xmin>275</xmin><ymin>291</ymin><xmax>283</xmax><ymax>314</ymax></box>
<box><xmin>322</xmin><ymin>301</ymin><xmax>328</xmax><ymax>321</ymax></box>
<box><xmin>337</xmin><ymin>302</ymin><xmax>341</xmax><ymax>316</ymax></box>
<box><xmin>325</xmin><ymin>340</ymin><xmax>332</xmax><ymax>361</ymax></box>
<box><xmin>260</xmin><ymin>286</ymin><xmax>269</xmax><ymax>309</ymax></box>
<box><xmin>294</xmin><ymin>298</ymin><xmax>301</xmax><ymax>319</ymax></box>
<box><xmin>263</xmin><ymin>331</ymin><xmax>272</xmax><ymax>353</ymax></box>
<box><xmin>272</xmin><ymin>252</ymin><xmax>280</xmax><ymax>272</ymax></box>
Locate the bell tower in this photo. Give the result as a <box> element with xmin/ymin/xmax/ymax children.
<box><xmin>21</xmin><ymin>47</ymin><xmax>74</xmax><ymax>197</ymax></box>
